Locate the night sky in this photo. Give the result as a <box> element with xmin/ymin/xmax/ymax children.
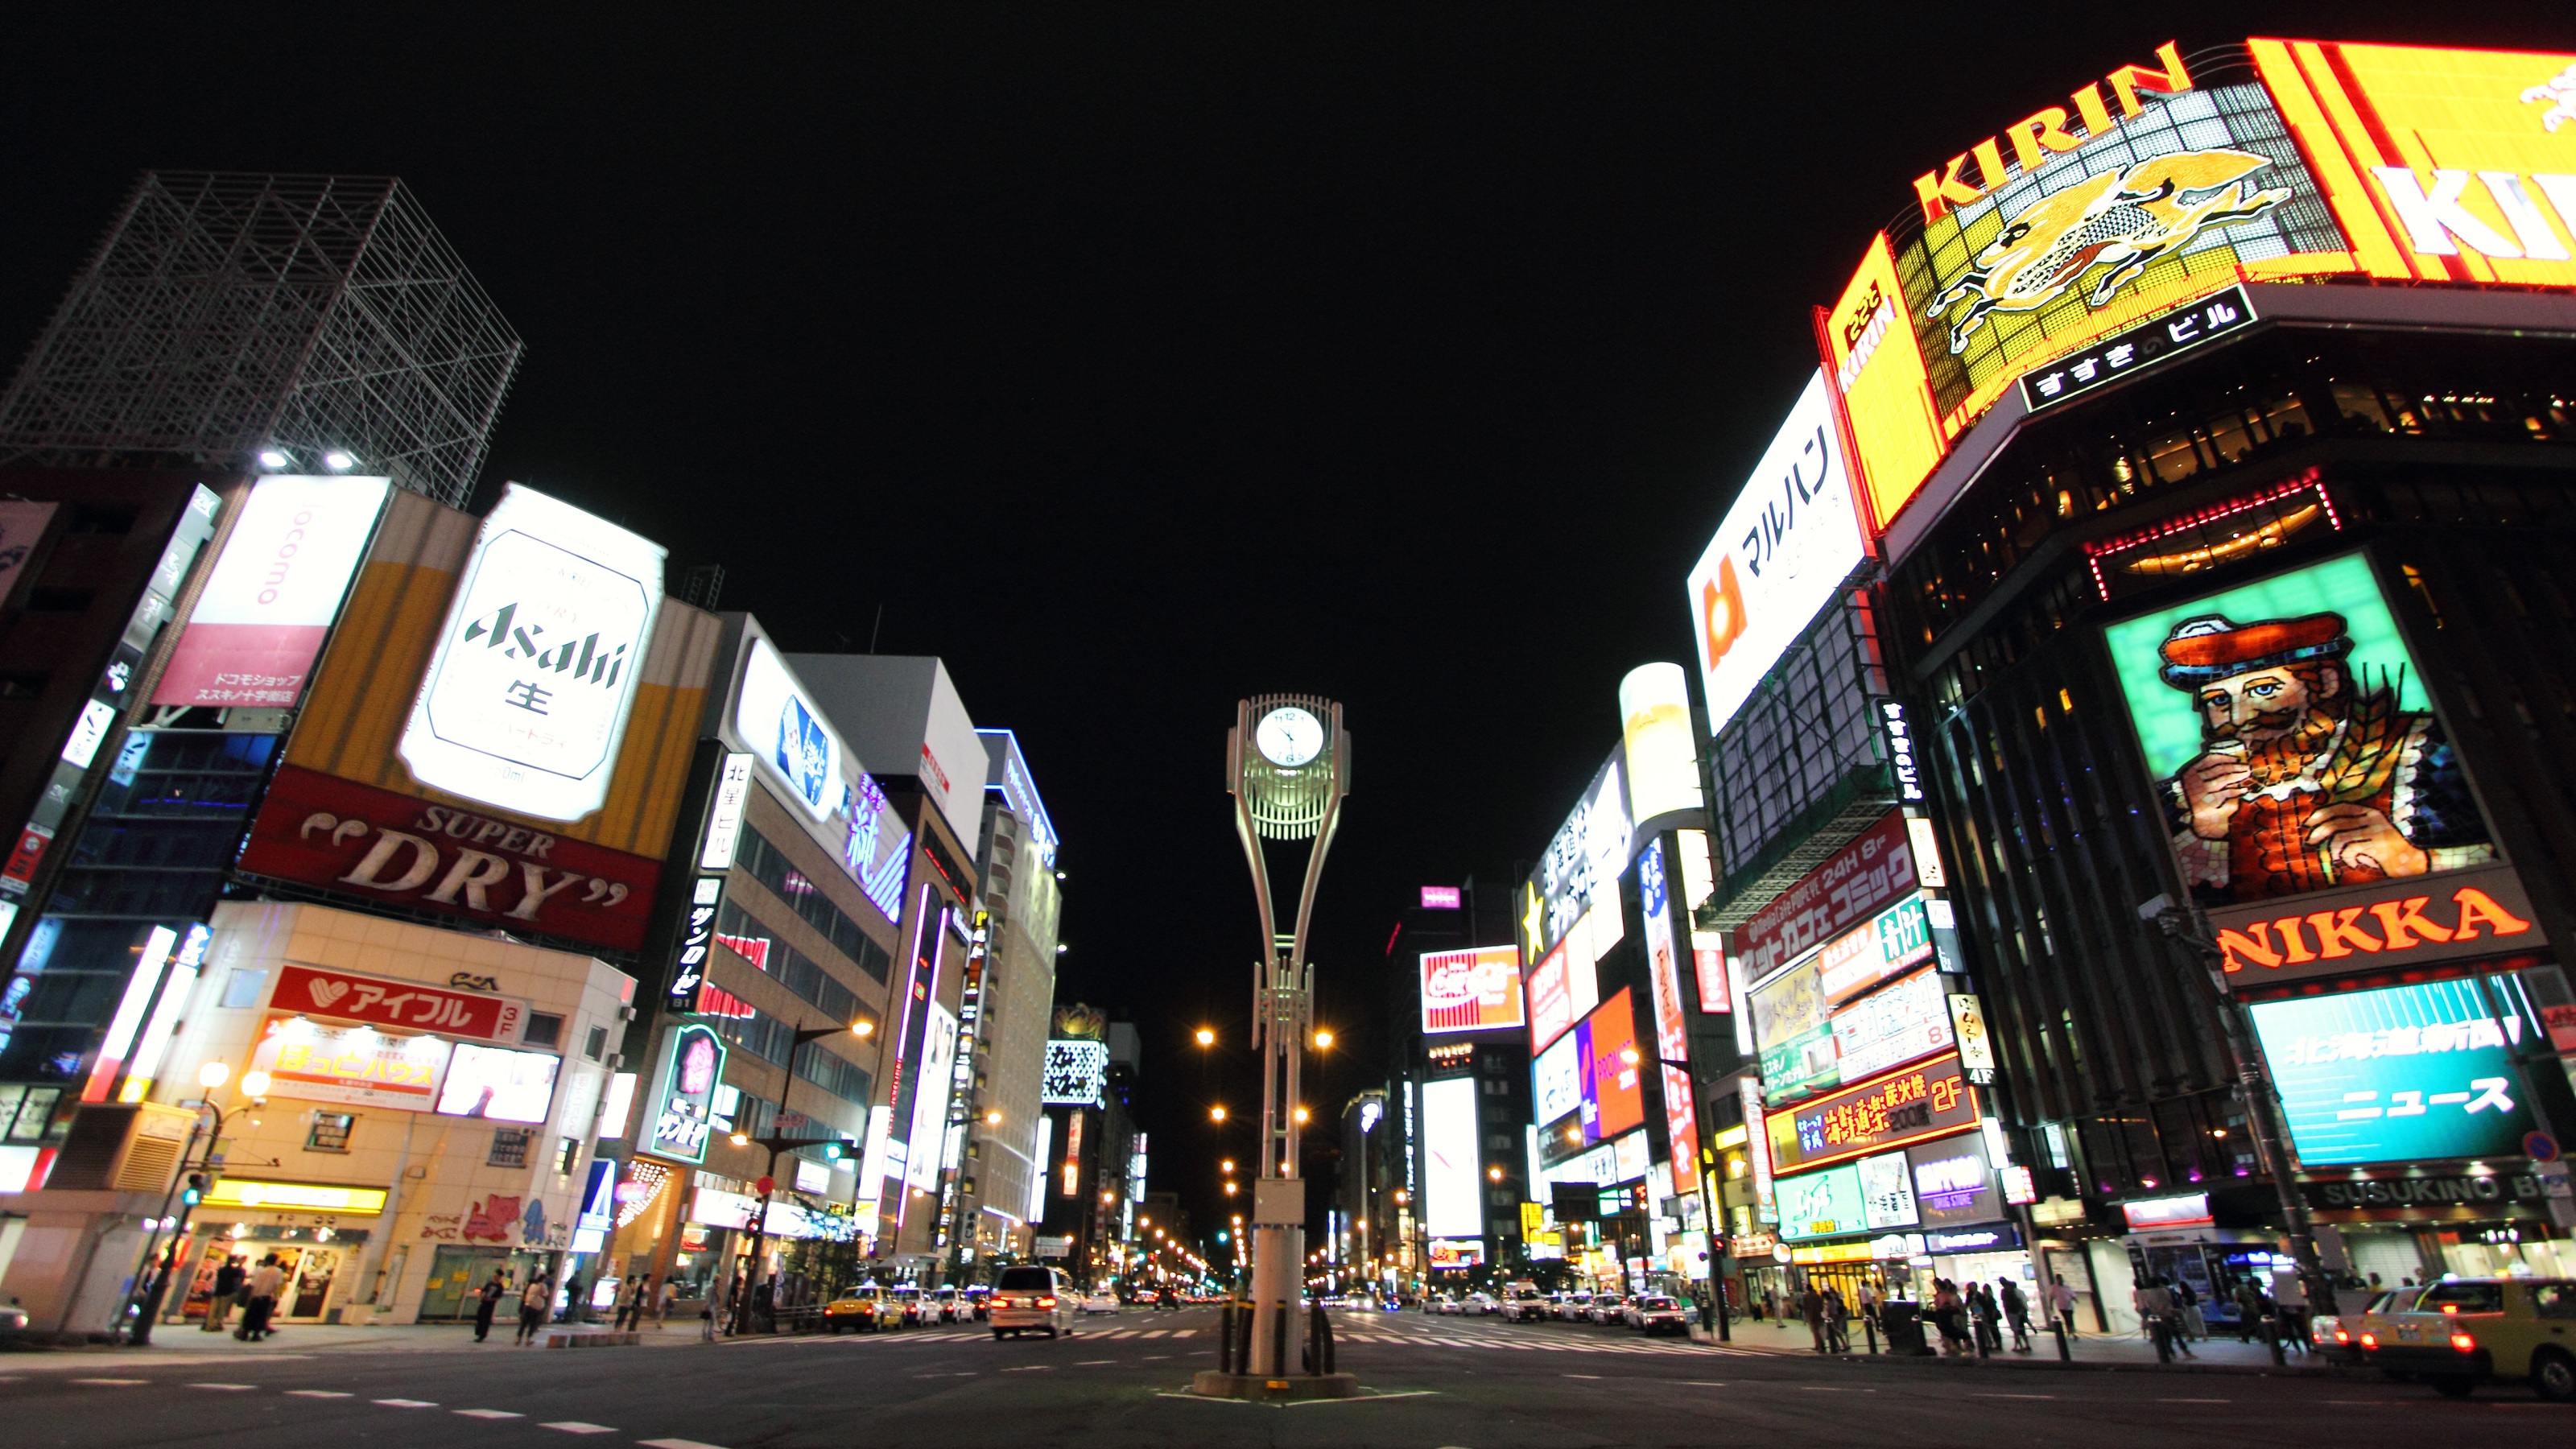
<box><xmin>7</xmin><ymin>6</ymin><xmax>2569</xmax><ymax>1250</ymax></box>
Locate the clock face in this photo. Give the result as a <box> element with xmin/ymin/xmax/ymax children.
<box><xmin>1254</xmin><ymin>706</ymin><xmax>1324</xmax><ymax>768</ymax></box>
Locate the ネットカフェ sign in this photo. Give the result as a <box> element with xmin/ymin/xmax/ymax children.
<box><xmin>238</xmin><ymin>765</ymin><xmax>661</xmax><ymax>950</ymax></box>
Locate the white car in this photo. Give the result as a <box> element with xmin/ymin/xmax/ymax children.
<box><xmin>1466</xmin><ymin>1291</ymin><xmax>1499</xmax><ymax>1315</ymax></box>
<box><xmin>989</xmin><ymin>1265</ymin><xmax>1075</xmax><ymax>1340</ymax></box>
<box><xmin>1555</xmin><ymin>1293</ymin><xmax>1592</xmax><ymax>1323</ymax></box>
<box><xmin>1080</xmin><ymin>1290</ymin><xmax>1121</xmax><ymax>1315</ymax></box>
<box><xmin>1587</xmin><ymin>1294</ymin><xmax>1628</xmax><ymax>1325</ymax></box>
<box><xmin>1626</xmin><ymin>1294</ymin><xmax>1690</xmax><ymax>1335</ymax></box>
<box><xmin>1503</xmin><ymin>1290</ymin><xmax>1550</xmax><ymax>1323</ymax></box>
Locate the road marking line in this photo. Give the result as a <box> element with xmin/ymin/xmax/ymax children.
<box><xmin>1141</xmin><ymin>1354</ymin><xmax>1170</xmax><ymax>1360</ymax></box>
<box><xmin>1170</xmin><ymin>1330</ymin><xmax>1194</xmax><ymax>1338</ymax></box>
<box><xmin>1141</xmin><ymin>1329</ymin><xmax>1168</xmax><ymax>1339</ymax></box>
<box><xmin>188</xmin><ymin>1384</ymin><xmax>259</xmax><ymax>1391</ymax></box>
<box><xmin>287</xmin><ymin>1390</ymin><xmax>353</xmax><ymax>1397</ymax></box>
<box><xmin>1971</xmin><ymin>1393</ymin><xmax>2056</xmax><ymax>1400</ymax></box>
<box><xmin>1680</xmin><ymin>1381</ymin><xmax>1727</xmax><ymax>1387</ymax></box>
<box><xmin>72</xmin><ymin>1377</ymin><xmax>149</xmax><ymax>1385</ymax></box>
<box><xmin>541</xmin><ymin>1422</ymin><xmax>619</xmax><ymax>1434</ymax></box>
<box><xmin>2160</xmin><ymin>1398</ymin><xmax>2231</xmax><ymax>1403</ymax></box>
<box><xmin>1563</xmin><ymin>1373</ymin><xmax>1603</xmax><ymax>1379</ymax></box>
<box><xmin>637</xmin><ymin>1440</ymin><xmax>733</xmax><ymax>1449</ymax></box>
<box><xmin>374</xmin><ymin>1398</ymin><xmax>440</xmax><ymax>1407</ymax></box>
<box><xmin>455</xmin><ymin>1409</ymin><xmax>525</xmax><ymax>1418</ymax></box>
<box><xmin>1000</xmin><ymin>1365</ymin><xmax>1053</xmax><ymax>1372</ymax></box>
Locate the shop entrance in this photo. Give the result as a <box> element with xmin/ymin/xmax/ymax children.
<box><xmin>420</xmin><ymin>1246</ymin><xmax>516</xmax><ymax>1320</ymax></box>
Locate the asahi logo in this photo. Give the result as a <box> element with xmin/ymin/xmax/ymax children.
<box><xmin>460</xmin><ymin>601</ymin><xmax>630</xmax><ymax>690</ymax></box>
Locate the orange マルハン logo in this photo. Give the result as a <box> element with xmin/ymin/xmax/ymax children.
<box><xmin>1925</xmin><ymin>148</ymin><xmax>2289</xmax><ymax>353</ymax></box>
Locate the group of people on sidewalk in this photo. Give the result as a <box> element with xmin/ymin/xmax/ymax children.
<box><xmin>197</xmin><ymin>1254</ymin><xmax>286</xmax><ymax>1340</ymax></box>
<box><xmin>468</xmin><ymin>1270</ymin><xmax>678</xmax><ymax>1344</ymax></box>
<box><xmin>1789</xmin><ymin>1277</ymin><xmax>2091</xmax><ymax>1359</ymax></box>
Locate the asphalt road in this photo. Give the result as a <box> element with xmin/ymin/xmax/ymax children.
<box><xmin>5</xmin><ymin>1307</ymin><xmax>2570</xmax><ymax>1447</ymax></box>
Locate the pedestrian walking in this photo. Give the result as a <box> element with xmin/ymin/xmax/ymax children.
<box><xmin>1799</xmin><ymin>1282</ymin><xmax>1827</xmax><ymax>1352</ymax></box>
<box><xmin>2174</xmin><ymin>1277</ymin><xmax>2207</xmax><ymax>1341</ymax></box>
<box><xmin>1823</xmin><ymin>1286</ymin><xmax>1850</xmax><ymax>1353</ymax></box>
<box><xmin>2234</xmin><ymin>1278</ymin><xmax>2270</xmax><ymax>1344</ymax></box>
<box><xmin>474</xmin><ymin>1271</ymin><xmax>508</xmax><ymax>1342</ymax></box>
<box><xmin>655</xmin><ymin>1278</ymin><xmax>677</xmax><ymax>1328</ymax></box>
<box><xmin>2271</xmin><ymin>1270</ymin><xmax>2310</xmax><ymax>1353</ymax></box>
<box><xmin>233</xmin><ymin>1255</ymin><xmax>284</xmax><ymax>1341</ymax></box>
<box><xmin>2048</xmin><ymin>1277</ymin><xmax>2079</xmax><ymax>1337</ymax></box>
<box><xmin>515</xmin><ymin>1274</ymin><xmax>552</xmax><ymax>1346</ymax></box>
<box><xmin>1931</xmin><ymin>1279</ymin><xmax>1971</xmax><ymax>1356</ymax></box>
<box><xmin>1969</xmin><ymin>1282</ymin><xmax>2002</xmax><ymax>1354</ymax></box>
<box><xmin>201</xmin><ymin>1257</ymin><xmax>246</xmax><ymax>1332</ymax></box>
<box><xmin>1999</xmin><ymin>1278</ymin><xmax>2032</xmax><ymax>1352</ymax></box>
<box><xmin>613</xmin><ymin>1275</ymin><xmax>642</xmax><ymax>1331</ymax></box>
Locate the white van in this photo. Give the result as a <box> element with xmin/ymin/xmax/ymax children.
<box><xmin>990</xmin><ymin>1264</ymin><xmax>1075</xmax><ymax>1340</ymax></box>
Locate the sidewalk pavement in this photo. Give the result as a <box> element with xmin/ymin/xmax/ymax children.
<box><xmin>1</xmin><ymin>1318</ymin><xmax>707</xmax><ymax>1363</ymax></box>
<box><xmin>1694</xmin><ymin>1314</ymin><xmax>2348</xmax><ymax>1375</ymax></box>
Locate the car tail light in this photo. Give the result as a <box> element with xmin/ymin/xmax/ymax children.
<box><xmin>2442</xmin><ymin>1304</ymin><xmax>2458</xmax><ymax>1315</ymax></box>
<box><xmin>2359</xmin><ymin>1332</ymin><xmax>2377</xmax><ymax>1348</ymax></box>
<box><xmin>2334</xmin><ymin>1330</ymin><xmax>2351</xmax><ymax>1344</ymax></box>
<box><xmin>1038</xmin><ymin>1297</ymin><xmax>1057</xmax><ymax>1308</ymax></box>
<box><xmin>2451</xmin><ymin>1332</ymin><xmax>2477</xmax><ymax>1352</ymax></box>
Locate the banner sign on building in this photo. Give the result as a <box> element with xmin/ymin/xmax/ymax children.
<box><xmin>1421</xmin><ymin>944</ymin><xmax>1526</xmax><ymax>1034</ymax></box>
<box><xmin>2101</xmin><ymin>552</ymin><xmax>2524</xmax><ymax>986</ymax></box>
<box><xmin>237</xmin><ymin>765</ymin><xmax>663</xmax><ymax>952</ymax></box>
<box><xmin>649</xmin><ymin>1023</ymin><xmax>726</xmax><ymax>1165</ymax></box>
<box><xmin>267</xmin><ymin>961</ymin><xmax>530</xmax><ymax>1043</ymax></box>
<box><xmin>1732</xmin><ymin>810</ymin><xmax>1918</xmax><ymax>983</ymax></box>
<box><xmin>1818</xmin><ymin>895</ymin><xmax>1936</xmax><ymax>1006</ymax></box>
<box><xmin>668</xmin><ymin>751</ymin><xmax>753</xmax><ymax>1013</ymax></box>
<box><xmin>1769</xmin><ymin>1052</ymin><xmax>1979</xmax><ymax>1174</ymax></box>
<box><xmin>1823</xmin><ymin>235</ymin><xmax>1947</xmax><ymax>530</ymax></box>
<box><xmin>1619</xmin><ymin>663</ymin><xmax>1703</xmax><ymax>824</ymax></box>
<box><xmin>248</xmin><ymin>1011</ymin><xmax>449</xmax><ymax>1112</ymax></box>
<box><xmin>1830</xmin><ymin>967</ymin><xmax>1954</xmax><ymax>1085</ymax></box>
<box><xmin>398</xmin><ymin>483</ymin><xmax>667</xmax><ymax>824</ymax></box>
<box><xmin>1638</xmin><ymin>840</ymin><xmax>1699</xmax><ymax>1196</ymax></box>
<box><xmin>1685</xmin><ymin>370</ymin><xmax>1869</xmax><ymax>737</ymax></box>
<box><xmin>1751</xmin><ymin>955</ymin><xmax>1837</xmax><ymax>1105</ymax></box>
<box><xmin>2250</xmin><ymin>976</ymin><xmax>2545</xmax><ymax>1169</ymax></box>
<box><xmin>735</xmin><ymin>636</ymin><xmax>843</xmax><ymax>822</ymax></box>
<box><xmin>154</xmin><ymin>475</ymin><xmax>390</xmax><ymax>708</ymax></box>
<box><xmin>1041</xmin><ymin>1039</ymin><xmax>1108</xmax><ymax>1106</ymax></box>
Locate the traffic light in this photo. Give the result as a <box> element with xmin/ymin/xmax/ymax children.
<box><xmin>181</xmin><ymin>1174</ymin><xmax>206</xmax><ymax>1207</ymax></box>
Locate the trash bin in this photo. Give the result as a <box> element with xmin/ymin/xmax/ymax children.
<box><xmin>1879</xmin><ymin>1301</ymin><xmax>1933</xmax><ymax>1356</ymax></box>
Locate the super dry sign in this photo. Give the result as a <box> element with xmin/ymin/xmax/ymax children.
<box><xmin>2210</xmin><ymin>864</ymin><xmax>2545</xmax><ymax>989</ymax></box>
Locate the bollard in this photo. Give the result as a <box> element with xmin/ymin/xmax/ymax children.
<box><xmin>2266</xmin><ymin>1317</ymin><xmax>2286</xmax><ymax>1368</ymax></box>
<box><xmin>2050</xmin><ymin>1315</ymin><xmax>2070</xmax><ymax>1362</ymax></box>
<box><xmin>1219</xmin><ymin>1302</ymin><xmax>1236</xmax><ymax>1374</ymax></box>
<box><xmin>1864</xmin><ymin>1314</ymin><xmax>1879</xmax><ymax>1356</ymax></box>
<box><xmin>1273</xmin><ymin>1300</ymin><xmax>1290</xmax><ymax>1377</ymax></box>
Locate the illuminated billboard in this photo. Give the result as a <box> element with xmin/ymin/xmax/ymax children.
<box><xmin>1420</xmin><ymin>1075</ymin><xmax>1484</xmax><ymax>1239</ymax></box>
<box><xmin>2099</xmin><ymin>552</ymin><xmax>2537</xmax><ymax>985</ymax></box>
<box><xmin>1528</xmin><ymin>748</ymin><xmax>1633</xmax><ymax>961</ymax></box>
<box><xmin>1537</xmin><ymin>988</ymin><xmax>1645</xmax><ymax>1166</ymax></box>
<box><xmin>1618</xmin><ymin>663</ymin><xmax>1703</xmax><ymax>824</ymax></box>
<box><xmin>735</xmin><ymin>635</ymin><xmax>844</xmax><ymax>822</ymax></box>
<box><xmin>1776</xmin><ymin>1162</ymin><xmax>1864</xmax><ymax>1242</ymax></box>
<box><xmin>1421</xmin><ymin>944</ymin><xmax>1525</xmax><ymax>1034</ymax></box>
<box><xmin>1831</xmin><ymin>967</ymin><xmax>1954</xmax><ymax>1085</ymax></box>
<box><xmin>1823</xmin><ymin>236</ymin><xmax>1946</xmax><ymax>530</ymax></box>
<box><xmin>1041</xmin><ymin>1039</ymin><xmax>1108</xmax><ymax>1105</ymax></box>
<box><xmin>2250</xmin><ymin>976</ymin><xmax>2544</xmax><ymax>1168</ymax></box>
<box><xmin>1637</xmin><ymin>841</ymin><xmax>1699</xmax><ymax>1195</ymax></box>
<box><xmin>1895</xmin><ymin>43</ymin><xmax>2351</xmax><ymax>432</ymax></box>
<box><xmin>1685</xmin><ymin>371</ymin><xmax>1867</xmax><ymax>737</ymax></box>
<box><xmin>2251</xmin><ymin>39</ymin><xmax>2576</xmax><ymax>290</ymax></box>
<box><xmin>435</xmin><ymin>1042</ymin><xmax>562</xmax><ymax>1125</ymax></box>
<box><xmin>154</xmin><ymin>475</ymin><xmax>390</xmax><ymax>708</ymax></box>
<box><xmin>398</xmin><ymin>483</ymin><xmax>667</xmax><ymax>823</ymax></box>
<box><xmin>1816</xmin><ymin>895</ymin><xmax>1935</xmax><ymax>1006</ymax></box>
<box><xmin>248</xmin><ymin>1013</ymin><xmax>448</xmax><ymax>1112</ymax></box>
<box><xmin>1768</xmin><ymin>1052</ymin><xmax>1978</xmax><ymax>1174</ymax></box>
<box><xmin>1750</xmin><ymin>955</ymin><xmax>1835</xmax><ymax>1104</ymax></box>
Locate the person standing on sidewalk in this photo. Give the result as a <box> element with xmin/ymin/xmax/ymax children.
<box><xmin>1968</xmin><ymin>1282</ymin><xmax>2001</xmax><ymax>1354</ymax></box>
<box><xmin>1823</xmin><ymin>1285</ymin><xmax>1850</xmax><ymax>1353</ymax></box>
<box><xmin>1999</xmin><ymin>1278</ymin><xmax>2032</xmax><ymax>1352</ymax></box>
<box><xmin>2174</xmin><ymin>1277</ymin><xmax>2207</xmax><ymax>1343</ymax></box>
<box><xmin>2048</xmin><ymin>1277</ymin><xmax>2079</xmax><ymax>1338</ymax></box>
<box><xmin>201</xmin><ymin>1257</ymin><xmax>245</xmax><ymax>1333</ymax></box>
<box><xmin>2234</xmin><ymin>1278</ymin><xmax>2269</xmax><ymax>1344</ymax></box>
<box><xmin>655</xmin><ymin>1278</ymin><xmax>676</xmax><ymax>1328</ymax></box>
<box><xmin>233</xmin><ymin>1256</ymin><xmax>284</xmax><ymax>1341</ymax></box>
<box><xmin>1799</xmin><ymin>1282</ymin><xmax>1827</xmax><ymax>1352</ymax></box>
<box><xmin>515</xmin><ymin>1274</ymin><xmax>553</xmax><ymax>1346</ymax></box>
<box><xmin>474</xmin><ymin>1272</ymin><xmax>508</xmax><ymax>1343</ymax></box>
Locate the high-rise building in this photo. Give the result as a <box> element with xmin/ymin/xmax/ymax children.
<box><xmin>963</xmin><ymin>730</ymin><xmax>1063</xmax><ymax>1265</ymax></box>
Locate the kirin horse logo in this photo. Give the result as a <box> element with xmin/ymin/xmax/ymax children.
<box><xmin>1926</xmin><ymin>149</ymin><xmax>2289</xmax><ymax>353</ymax></box>
<box><xmin>2526</xmin><ymin>63</ymin><xmax>2576</xmax><ymax>133</ymax></box>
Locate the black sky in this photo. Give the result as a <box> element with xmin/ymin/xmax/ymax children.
<box><xmin>7</xmin><ymin>5</ymin><xmax>2572</xmax><ymax>1249</ymax></box>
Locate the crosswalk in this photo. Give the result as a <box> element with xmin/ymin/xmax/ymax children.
<box><xmin>1334</xmin><ymin>1327</ymin><xmax>1761</xmax><ymax>1358</ymax></box>
<box><xmin>844</xmin><ymin>1327</ymin><xmax>1197</xmax><ymax>1344</ymax></box>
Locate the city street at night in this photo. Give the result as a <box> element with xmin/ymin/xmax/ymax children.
<box><xmin>6</xmin><ymin>1309</ymin><xmax>2574</xmax><ymax>1447</ymax></box>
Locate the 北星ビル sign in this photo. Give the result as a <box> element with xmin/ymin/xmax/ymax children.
<box><xmin>238</xmin><ymin>765</ymin><xmax>660</xmax><ymax>951</ymax></box>
<box><xmin>1768</xmin><ymin>1052</ymin><xmax>1978</xmax><ymax>1174</ymax></box>
<box><xmin>266</xmin><ymin>964</ymin><xmax>529</xmax><ymax>1044</ymax></box>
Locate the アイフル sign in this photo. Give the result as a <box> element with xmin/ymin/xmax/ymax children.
<box><xmin>268</xmin><ymin>963</ymin><xmax>530</xmax><ymax>1043</ymax></box>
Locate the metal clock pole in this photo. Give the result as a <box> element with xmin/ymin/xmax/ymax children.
<box><xmin>1228</xmin><ymin>696</ymin><xmax>1348</xmax><ymax>1378</ymax></box>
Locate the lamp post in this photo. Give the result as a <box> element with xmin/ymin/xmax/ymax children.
<box><xmin>123</xmin><ymin>1060</ymin><xmax>254</xmax><ymax>1345</ymax></box>
<box><xmin>1624</xmin><ymin>1047</ymin><xmax>1730</xmax><ymax>1343</ymax></box>
<box><xmin>1225</xmin><ymin>696</ymin><xmax>1348</xmax><ymax>1380</ymax></box>
<box><xmin>725</xmin><ymin>1018</ymin><xmax>871</xmax><ymax>1335</ymax></box>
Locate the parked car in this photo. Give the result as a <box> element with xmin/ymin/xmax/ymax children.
<box><xmin>886</xmin><ymin>1284</ymin><xmax>926</xmax><ymax>1327</ymax></box>
<box><xmin>823</xmin><ymin>1286</ymin><xmax>889</xmax><ymax>1334</ymax></box>
<box><xmin>1588</xmin><ymin>1294</ymin><xmax>1628</xmax><ymax>1325</ymax></box>
<box><xmin>1555</xmin><ymin>1293</ymin><xmax>1593</xmax><ymax>1323</ymax></box>
<box><xmin>2311</xmin><ymin>1288</ymin><xmax>2401</xmax><ymax>1365</ymax></box>
<box><xmin>2356</xmin><ymin>1277</ymin><xmax>2576</xmax><ymax>1400</ymax></box>
<box><xmin>964</xmin><ymin>1285</ymin><xmax>992</xmax><ymax>1322</ymax></box>
<box><xmin>989</xmin><ymin>1265</ymin><xmax>1075</xmax><ymax>1340</ymax></box>
<box><xmin>1081</xmin><ymin>1290</ymin><xmax>1121</xmax><ymax>1315</ymax></box>
<box><xmin>1465</xmin><ymin>1291</ymin><xmax>1500</xmax><ymax>1315</ymax></box>
<box><xmin>1626</xmin><ymin>1295</ymin><xmax>1690</xmax><ymax>1336</ymax></box>
<box><xmin>1503</xmin><ymin>1287</ymin><xmax>1550</xmax><ymax>1323</ymax></box>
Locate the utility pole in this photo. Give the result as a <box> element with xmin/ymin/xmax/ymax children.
<box><xmin>725</xmin><ymin>1018</ymin><xmax>870</xmax><ymax>1335</ymax></box>
<box><xmin>1226</xmin><ymin>696</ymin><xmax>1349</xmax><ymax>1379</ymax></box>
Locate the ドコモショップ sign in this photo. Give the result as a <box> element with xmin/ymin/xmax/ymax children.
<box><xmin>1732</xmin><ymin>809</ymin><xmax>1918</xmax><ymax>983</ymax></box>
<box><xmin>237</xmin><ymin>765</ymin><xmax>660</xmax><ymax>951</ymax></box>
<box><xmin>266</xmin><ymin>962</ymin><xmax>530</xmax><ymax>1043</ymax></box>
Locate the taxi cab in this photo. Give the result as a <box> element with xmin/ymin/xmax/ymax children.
<box><xmin>823</xmin><ymin>1285</ymin><xmax>890</xmax><ymax>1334</ymax></box>
<box><xmin>2355</xmin><ymin>1277</ymin><xmax>2576</xmax><ymax>1401</ymax></box>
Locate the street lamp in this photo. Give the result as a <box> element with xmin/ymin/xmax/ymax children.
<box><xmin>123</xmin><ymin>1059</ymin><xmax>250</xmax><ymax>1344</ymax></box>
<box><xmin>1209</xmin><ymin>1105</ymin><xmax>1227</xmax><ymax>1123</ymax></box>
<box><xmin>1195</xmin><ymin>1027</ymin><xmax>1216</xmax><ymax>1047</ymax></box>
<box><xmin>1620</xmin><ymin>1045</ymin><xmax>1728</xmax><ymax>1342</ymax></box>
<box><xmin>1312</xmin><ymin>1029</ymin><xmax>1333</xmax><ymax>1050</ymax></box>
<box><xmin>726</xmin><ymin>1019</ymin><xmax>869</xmax><ymax>1335</ymax></box>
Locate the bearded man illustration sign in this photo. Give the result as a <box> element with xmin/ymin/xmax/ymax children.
<box><xmin>2107</xmin><ymin>553</ymin><xmax>2494</xmax><ymax>904</ymax></box>
<box><xmin>2105</xmin><ymin>554</ymin><xmax>2535</xmax><ymax>985</ymax></box>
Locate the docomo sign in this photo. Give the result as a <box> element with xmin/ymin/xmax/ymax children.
<box><xmin>2209</xmin><ymin>864</ymin><xmax>2545</xmax><ymax>988</ymax></box>
<box><xmin>734</xmin><ymin>635</ymin><xmax>843</xmax><ymax>822</ymax></box>
<box><xmin>1686</xmin><ymin>370</ymin><xmax>1868</xmax><ymax>737</ymax></box>
<box><xmin>237</xmin><ymin>764</ymin><xmax>659</xmax><ymax>951</ymax></box>
<box><xmin>1421</xmin><ymin>945</ymin><xmax>1525</xmax><ymax>1034</ymax></box>
<box><xmin>398</xmin><ymin>482</ymin><xmax>666</xmax><ymax>824</ymax></box>
<box><xmin>153</xmin><ymin>474</ymin><xmax>390</xmax><ymax>709</ymax></box>
<box><xmin>269</xmin><ymin>962</ymin><xmax>529</xmax><ymax>1043</ymax></box>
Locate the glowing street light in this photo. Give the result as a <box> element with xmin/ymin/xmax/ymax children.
<box><xmin>1195</xmin><ymin>1027</ymin><xmax>1216</xmax><ymax>1047</ymax></box>
<box><xmin>1210</xmin><ymin>1105</ymin><xmax>1228</xmax><ymax>1123</ymax></box>
<box><xmin>1313</xmin><ymin>1029</ymin><xmax>1334</xmax><ymax>1050</ymax></box>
